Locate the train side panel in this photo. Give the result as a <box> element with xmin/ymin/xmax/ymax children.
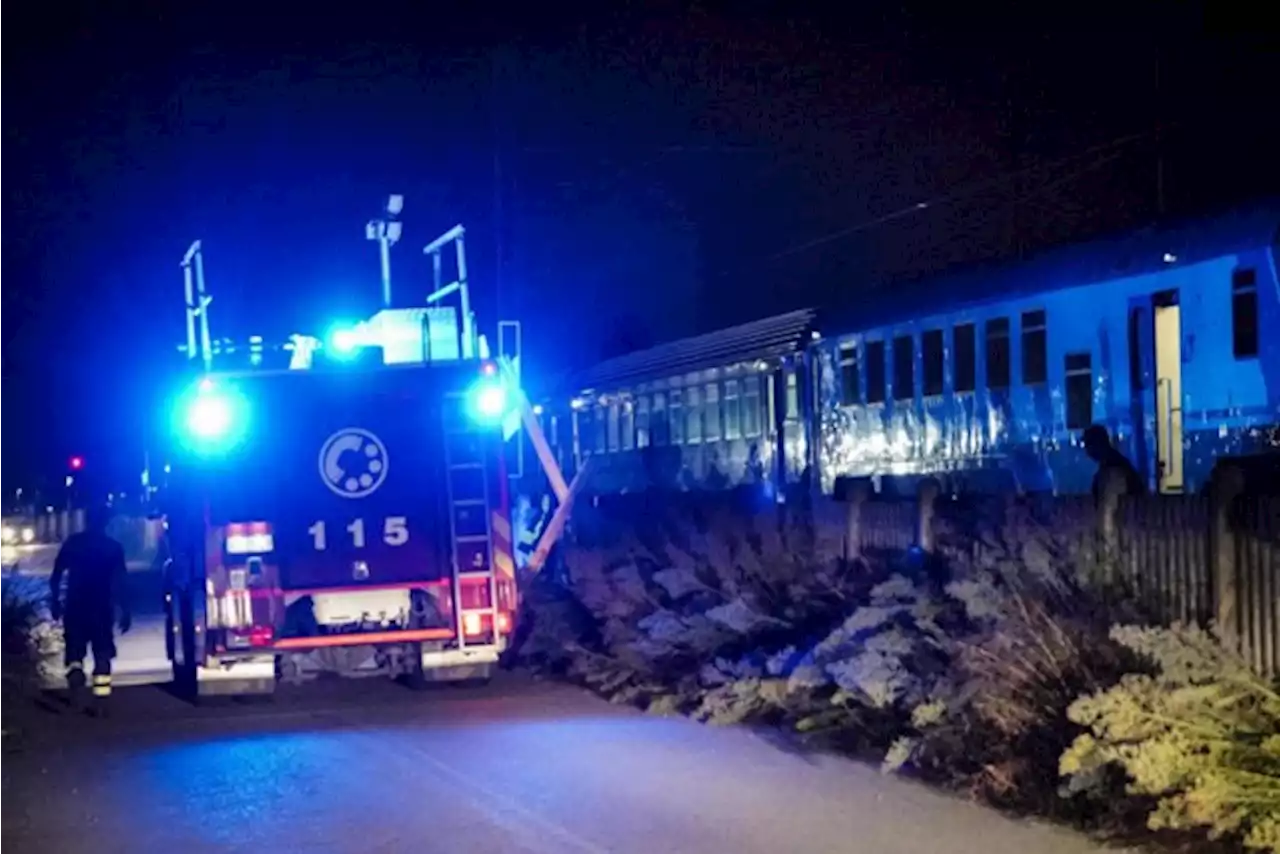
<box><xmin>815</xmin><ymin>241</ymin><xmax>1279</xmax><ymax>495</ymax></box>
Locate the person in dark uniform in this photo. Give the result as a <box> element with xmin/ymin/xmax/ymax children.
<box><xmin>1083</xmin><ymin>424</ymin><xmax>1146</xmax><ymax>504</ymax></box>
<box><xmin>49</xmin><ymin>505</ymin><xmax>132</xmax><ymax>715</ymax></box>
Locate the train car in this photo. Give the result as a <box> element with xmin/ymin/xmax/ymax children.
<box><xmin>812</xmin><ymin>204</ymin><xmax>1280</xmax><ymax>495</ymax></box>
<box><xmin>547</xmin><ymin>309</ymin><xmax>819</xmax><ymax>496</ymax></box>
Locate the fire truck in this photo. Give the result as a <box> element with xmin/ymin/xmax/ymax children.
<box><xmin>160</xmin><ymin>213</ymin><xmax>577</xmax><ymax>697</ymax></box>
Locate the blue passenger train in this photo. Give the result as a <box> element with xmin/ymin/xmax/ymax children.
<box><xmin>547</xmin><ymin>205</ymin><xmax>1279</xmax><ymax>497</ymax></box>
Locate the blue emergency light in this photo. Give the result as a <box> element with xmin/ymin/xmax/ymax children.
<box><xmin>176</xmin><ymin>378</ymin><xmax>248</xmax><ymax>453</ymax></box>
<box><xmin>325</xmin><ymin>321</ymin><xmax>371</xmax><ymax>360</ymax></box>
<box><xmin>471</xmin><ymin>382</ymin><xmax>508</xmax><ymax>419</ymax></box>
<box><xmin>465</xmin><ymin>361</ymin><xmax>511</xmax><ymax>423</ymax></box>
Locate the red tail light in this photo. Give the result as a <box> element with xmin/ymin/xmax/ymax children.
<box><xmin>496</xmin><ymin>611</ymin><xmax>513</xmax><ymax>634</ymax></box>
<box><xmin>226</xmin><ymin>522</ymin><xmax>274</xmax><ymax>555</ymax></box>
<box><xmin>462</xmin><ymin>612</ymin><xmax>484</xmax><ymax>636</ymax></box>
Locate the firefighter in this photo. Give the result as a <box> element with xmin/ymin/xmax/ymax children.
<box><xmin>49</xmin><ymin>505</ymin><xmax>132</xmax><ymax>716</ymax></box>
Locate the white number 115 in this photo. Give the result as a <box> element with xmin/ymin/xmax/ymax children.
<box><xmin>308</xmin><ymin>517</ymin><xmax>408</xmax><ymax>550</ymax></box>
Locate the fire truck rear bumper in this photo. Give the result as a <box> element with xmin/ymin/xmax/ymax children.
<box><xmin>418</xmin><ymin>645</ymin><xmax>500</xmax><ymax>682</ymax></box>
<box><xmin>196</xmin><ymin>655</ymin><xmax>276</xmax><ymax>696</ymax></box>
<box><xmin>421</xmin><ymin>646</ymin><xmax>500</xmax><ymax>668</ymax></box>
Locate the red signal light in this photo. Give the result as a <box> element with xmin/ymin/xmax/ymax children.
<box><xmin>69</xmin><ymin>456</ymin><xmax>84</xmax><ymax>471</ymax></box>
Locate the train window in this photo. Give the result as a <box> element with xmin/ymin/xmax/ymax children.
<box><xmin>954</xmin><ymin>323</ymin><xmax>976</xmax><ymax>393</ymax></box>
<box><xmin>636</xmin><ymin>396</ymin><xmax>651</xmax><ymax>448</ymax></box>
<box><xmin>620</xmin><ymin>401</ymin><xmax>635</xmax><ymax>451</ymax></box>
<box><xmin>742</xmin><ymin>376</ymin><xmax>762</xmax><ymax>436</ymax></box>
<box><xmin>922</xmin><ymin>329</ymin><xmax>944</xmax><ymax>396</ymax></box>
<box><xmin>607</xmin><ymin>403</ymin><xmax>621</xmax><ymax>452</ymax></box>
<box><xmin>838</xmin><ymin>343</ymin><xmax>860</xmax><ymax>405</ymax></box>
<box><xmin>985</xmin><ymin>318</ymin><xmax>1011</xmax><ymax>389</ymax></box>
<box><xmin>723</xmin><ymin>379</ymin><xmax>742</xmax><ymax>439</ymax></box>
<box><xmin>1233</xmin><ymin>268</ymin><xmax>1259</xmax><ymax>359</ymax></box>
<box><xmin>704</xmin><ymin>383</ymin><xmax>722</xmax><ymax>441</ymax></box>
<box><xmin>1021</xmin><ymin>310</ymin><xmax>1047</xmax><ymax>385</ymax></box>
<box><xmin>785</xmin><ymin>372</ymin><xmax>800</xmax><ymax>419</ymax></box>
<box><xmin>892</xmin><ymin>335</ymin><xmax>915</xmax><ymax>401</ymax></box>
<box><xmin>651</xmin><ymin>392</ymin><xmax>668</xmax><ymax>445</ymax></box>
<box><xmin>686</xmin><ymin>385</ymin><xmax>703</xmax><ymax>444</ymax></box>
<box><xmin>669</xmin><ymin>389</ymin><xmax>685</xmax><ymax>444</ymax></box>
<box><xmin>593</xmin><ymin>407</ymin><xmax>607</xmax><ymax>453</ymax></box>
<box><xmin>866</xmin><ymin>341</ymin><xmax>887</xmax><ymax>403</ymax></box>
<box><xmin>1064</xmin><ymin>352</ymin><xmax>1092</xmax><ymax>430</ymax></box>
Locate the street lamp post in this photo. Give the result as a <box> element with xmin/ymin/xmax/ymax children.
<box><xmin>366</xmin><ymin>195</ymin><xmax>404</xmax><ymax>309</ymax></box>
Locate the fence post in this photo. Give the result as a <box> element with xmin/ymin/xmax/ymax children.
<box><xmin>1096</xmin><ymin>467</ymin><xmax>1127</xmax><ymax>584</ymax></box>
<box><xmin>844</xmin><ymin>478</ymin><xmax>871</xmax><ymax>563</ymax></box>
<box><xmin>918</xmin><ymin>478</ymin><xmax>941</xmax><ymax>553</ymax></box>
<box><xmin>1210</xmin><ymin>462</ymin><xmax>1245</xmax><ymax>649</ymax></box>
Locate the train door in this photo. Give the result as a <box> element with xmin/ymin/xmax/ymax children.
<box><xmin>1153</xmin><ymin>291</ymin><xmax>1184</xmax><ymax>492</ymax></box>
<box><xmin>1128</xmin><ymin>291</ymin><xmax>1184</xmax><ymax>493</ymax></box>
<box><xmin>773</xmin><ymin>362</ymin><xmax>804</xmax><ymax>488</ymax></box>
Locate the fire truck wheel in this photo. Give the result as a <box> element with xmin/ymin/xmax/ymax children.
<box><xmin>403</xmin><ymin>644</ymin><xmax>430</xmax><ymax>691</ymax></box>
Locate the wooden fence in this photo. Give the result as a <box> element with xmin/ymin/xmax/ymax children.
<box><xmin>840</xmin><ymin>466</ymin><xmax>1280</xmax><ymax>679</ymax></box>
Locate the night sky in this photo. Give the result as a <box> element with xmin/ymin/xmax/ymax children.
<box><xmin>4</xmin><ymin>3</ymin><xmax>1277</xmax><ymax>498</ymax></box>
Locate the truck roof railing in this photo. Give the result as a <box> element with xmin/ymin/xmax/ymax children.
<box><xmin>176</xmin><ymin>208</ymin><xmax>509</xmax><ymax>374</ymax></box>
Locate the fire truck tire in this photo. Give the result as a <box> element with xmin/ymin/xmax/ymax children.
<box><xmin>403</xmin><ymin>644</ymin><xmax>430</xmax><ymax>691</ymax></box>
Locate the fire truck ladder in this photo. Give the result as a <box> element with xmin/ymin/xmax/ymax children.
<box><xmin>442</xmin><ymin>391</ymin><xmax>500</xmax><ymax>650</ymax></box>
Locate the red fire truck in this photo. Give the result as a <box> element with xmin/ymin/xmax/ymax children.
<box><xmin>159</xmin><ymin>219</ymin><xmax>565</xmax><ymax>697</ymax></box>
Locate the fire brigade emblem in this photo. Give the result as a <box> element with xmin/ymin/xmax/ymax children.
<box><xmin>318</xmin><ymin>428</ymin><xmax>389</xmax><ymax>499</ymax></box>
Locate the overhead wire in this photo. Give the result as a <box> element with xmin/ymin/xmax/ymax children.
<box><xmin>720</xmin><ymin>126</ymin><xmax>1167</xmax><ymax>274</ymax></box>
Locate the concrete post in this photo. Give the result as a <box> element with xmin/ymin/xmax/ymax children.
<box><xmin>917</xmin><ymin>478</ymin><xmax>941</xmax><ymax>553</ymax></box>
<box><xmin>1097</xmin><ymin>467</ymin><xmax>1128</xmax><ymax>585</ymax></box>
<box><xmin>843</xmin><ymin>478</ymin><xmax>871</xmax><ymax>563</ymax></box>
<box><xmin>1210</xmin><ymin>462</ymin><xmax>1246</xmax><ymax>648</ymax></box>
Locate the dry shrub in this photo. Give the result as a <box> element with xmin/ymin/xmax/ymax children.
<box><xmin>905</xmin><ymin>567</ymin><xmax>1144</xmax><ymax>823</ymax></box>
<box><xmin>1061</xmin><ymin>624</ymin><xmax>1280</xmax><ymax>852</ymax></box>
<box><xmin>3</xmin><ymin>577</ymin><xmax>62</xmax><ymax>737</ymax></box>
<box><xmin>513</xmin><ymin>488</ymin><xmax>863</xmax><ymax>717</ymax></box>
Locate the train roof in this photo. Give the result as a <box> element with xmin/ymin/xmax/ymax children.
<box><xmin>569</xmin><ymin>308</ymin><xmax>818</xmax><ymax>393</ymax></box>
<box><xmin>820</xmin><ymin>201</ymin><xmax>1280</xmax><ymax>334</ymax></box>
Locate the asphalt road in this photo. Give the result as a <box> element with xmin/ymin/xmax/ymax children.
<box><xmin>2</xmin><ymin>675</ymin><xmax>1125</xmax><ymax>854</ymax></box>
<box><xmin>5</xmin><ymin>561</ymin><xmax>1125</xmax><ymax>853</ymax></box>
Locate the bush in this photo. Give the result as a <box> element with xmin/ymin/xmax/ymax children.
<box><xmin>515</xmin><ymin>492</ymin><xmax>868</xmax><ymax>718</ymax></box>
<box><xmin>897</xmin><ymin>565</ymin><xmax>1145</xmax><ymax>822</ymax></box>
<box><xmin>1060</xmin><ymin>624</ymin><xmax>1280</xmax><ymax>852</ymax></box>
<box><xmin>2</xmin><ymin>577</ymin><xmax>62</xmax><ymax>735</ymax></box>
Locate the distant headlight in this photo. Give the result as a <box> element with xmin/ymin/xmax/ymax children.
<box><xmin>21</xmin><ymin>527</ymin><xmax>35</xmax><ymax>544</ymax></box>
